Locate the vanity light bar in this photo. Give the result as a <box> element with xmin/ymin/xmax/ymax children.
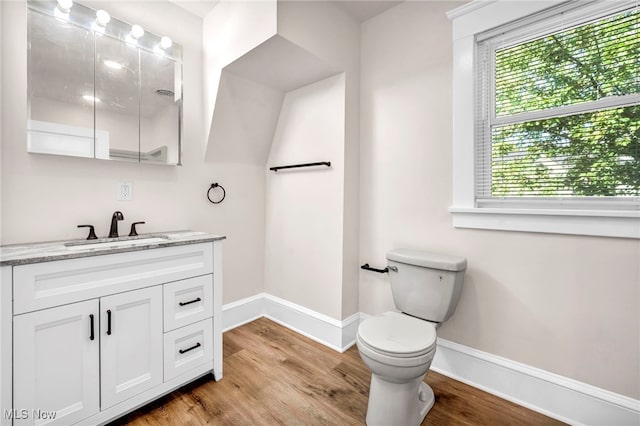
<box><xmin>27</xmin><ymin>0</ymin><xmax>182</xmax><ymax>62</ymax></box>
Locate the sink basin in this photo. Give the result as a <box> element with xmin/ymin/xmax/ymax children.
<box><xmin>65</xmin><ymin>236</ymin><xmax>169</xmax><ymax>251</ymax></box>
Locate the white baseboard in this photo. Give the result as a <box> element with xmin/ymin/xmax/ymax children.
<box><xmin>224</xmin><ymin>299</ymin><xmax>640</xmax><ymax>425</ymax></box>
<box><xmin>222</xmin><ymin>293</ymin><xmax>358</xmax><ymax>352</ymax></box>
<box><xmin>431</xmin><ymin>338</ymin><xmax>640</xmax><ymax>426</ymax></box>
<box><xmin>222</xmin><ymin>292</ymin><xmax>265</xmax><ymax>332</ymax></box>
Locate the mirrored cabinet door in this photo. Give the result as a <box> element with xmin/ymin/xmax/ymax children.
<box><xmin>27</xmin><ymin>9</ymin><xmax>96</xmax><ymax>159</ymax></box>
<box><xmin>140</xmin><ymin>50</ymin><xmax>181</xmax><ymax>165</ymax></box>
<box><xmin>95</xmin><ymin>35</ymin><xmax>141</xmax><ymax>162</ymax></box>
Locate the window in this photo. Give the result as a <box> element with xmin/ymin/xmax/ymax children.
<box><xmin>448</xmin><ymin>0</ymin><xmax>640</xmax><ymax>238</ymax></box>
<box><xmin>476</xmin><ymin>3</ymin><xmax>639</xmax><ymax>208</ymax></box>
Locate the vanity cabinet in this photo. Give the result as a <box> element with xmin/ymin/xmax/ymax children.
<box><xmin>1</xmin><ymin>238</ymin><xmax>223</xmax><ymax>426</ymax></box>
<box><xmin>14</xmin><ymin>286</ymin><xmax>165</xmax><ymax>424</ymax></box>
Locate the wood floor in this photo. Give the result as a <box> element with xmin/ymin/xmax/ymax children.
<box><xmin>111</xmin><ymin>318</ymin><xmax>564</xmax><ymax>425</ymax></box>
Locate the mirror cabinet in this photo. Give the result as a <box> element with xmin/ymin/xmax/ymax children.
<box><xmin>27</xmin><ymin>0</ymin><xmax>183</xmax><ymax>165</ymax></box>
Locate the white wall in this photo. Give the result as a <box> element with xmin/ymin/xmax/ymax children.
<box><xmin>359</xmin><ymin>1</ymin><xmax>640</xmax><ymax>399</ymax></box>
<box><xmin>1</xmin><ymin>1</ymin><xmax>265</xmax><ymax>304</ymax></box>
<box><xmin>264</xmin><ymin>74</ymin><xmax>345</xmax><ymax>319</ymax></box>
<box><xmin>203</xmin><ymin>0</ymin><xmax>277</xmax><ymax>156</ymax></box>
<box><xmin>0</xmin><ymin>1</ymin><xmax>2</xmax><ymax>245</ymax></box>
<box><xmin>208</xmin><ymin>71</ymin><xmax>284</xmax><ymax>165</ymax></box>
<box><xmin>277</xmin><ymin>1</ymin><xmax>361</xmax><ymax>319</ymax></box>
<box><xmin>201</xmin><ymin>1</ymin><xmax>360</xmax><ymax>321</ymax></box>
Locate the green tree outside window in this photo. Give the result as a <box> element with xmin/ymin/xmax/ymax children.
<box><xmin>491</xmin><ymin>9</ymin><xmax>639</xmax><ymax>197</ymax></box>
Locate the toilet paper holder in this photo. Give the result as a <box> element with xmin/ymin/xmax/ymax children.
<box><xmin>361</xmin><ymin>263</ymin><xmax>398</xmax><ymax>273</ymax></box>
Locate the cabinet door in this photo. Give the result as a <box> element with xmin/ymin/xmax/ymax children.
<box><xmin>100</xmin><ymin>286</ymin><xmax>163</xmax><ymax>409</ymax></box>
<box><xmin>13</xmin><ymin>300</ymin><xmax>99</xmax><ymax>425</ymax></box>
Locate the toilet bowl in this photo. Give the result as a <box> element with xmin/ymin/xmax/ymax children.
<box><xmin>358</xmin><ymin>249</ymin><xmax>467</xmax><ymax>425</ymax></box>
<box><xmin>356</xmin><ymin>312</ymin><xmax>437</xmax><ymax>426</ymax></box>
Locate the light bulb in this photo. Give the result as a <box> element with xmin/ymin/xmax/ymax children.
<box><xmin>130</xmin><ymin>25</ymin><xmax>144</xmax><ymax>40</ymax></box>
<box><xmin>56</xmin><ymin>0</ymin><xmax>73</xmax><ymax>13</ymax></box>
<box><xmin>95</xmin><ymin>10</ymin><xmax>110</xmax><ymax>26</ymax></box>
<box><xmin>160</xmin><ymin>36</ymin><xmax>172</xmax><ymax>50</ymax></box>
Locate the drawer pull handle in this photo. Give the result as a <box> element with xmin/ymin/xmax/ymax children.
<box><xmin>89</xmin><ymin>314</ymin><xmax>95</xmax><ymax>341</ymax></box>
<box><xmin>179</xmin><ymin>297</ymin><xmax>202</xmax><ymax>307</ymax></box>
<box><xmin>106</xmin><ymin>309</ymin><xmax>112</xmax><ymax>335</ymax></box>
<box><xmin>179</xmin><ymin>342</ymin><xmax>201</xmax><ymax>354</ymax></box>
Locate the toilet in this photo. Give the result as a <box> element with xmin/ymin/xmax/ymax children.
<box><xmin>357</xmin><ymin>249</ymin><xmax>467</xmax><ymax>426</ymax></box>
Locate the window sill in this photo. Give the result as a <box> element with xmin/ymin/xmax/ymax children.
<box><xmin>449</xmin><ymin>207</ymin><xmax>640</xmax><ymax>239</ymax></box>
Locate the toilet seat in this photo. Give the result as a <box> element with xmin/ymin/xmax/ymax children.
<box><xmin>358</xmin><ymin>312</ymin><xmax>436</xmax><ymax>358</ymax></box>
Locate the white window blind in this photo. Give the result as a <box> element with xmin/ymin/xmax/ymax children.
<box><xmin>475</xmin><ymin>1</ymin><xmax>640</xmax><ymax>211</ymax></box>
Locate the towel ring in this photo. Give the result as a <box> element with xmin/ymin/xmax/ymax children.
<box><xmin>207</xmin><ymin>183</ymin><xmax>226</xmax><ymax>204</ymax></box>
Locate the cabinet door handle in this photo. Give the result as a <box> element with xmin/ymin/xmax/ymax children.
<box><xmin>89</xmin><ymin>314</ymin><xmax>95</xmax><ymax>341</ymax></box>
<box><xmin>179</xmin><ymin>297</ymin><xmax>202</xmax><ymax>306</ymax></box>
<box><xmin>106</xmin><ymin>309</ymin><xmax>112</xmax><ymax>335</ymax></box>
<box><xmin>179</xmin><ymin>342</ymin><xmax>201</xmax><ymax>354</ymax></box>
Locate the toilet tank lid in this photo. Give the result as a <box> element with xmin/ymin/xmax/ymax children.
<box><xmin>387</xmin><ymin>249</ymin><xmax>467</xmax><ymax>272</ymax></box>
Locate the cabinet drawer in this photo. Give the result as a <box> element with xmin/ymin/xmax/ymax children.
<box><xmin>163</xmin><ymin>275</ymin><xmax>213</xmax><ymax>332</ymax></box>
<box><xmin>14</xmin><ymin>243</ymin><xmax>213</xmax><ymax>315</ymax></box>
<box><xmin>164</xmin><ymin>319</ymin><xmax>213</xmax><ymax>381</ymax></box>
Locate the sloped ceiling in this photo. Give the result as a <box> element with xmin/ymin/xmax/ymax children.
<box><xmin>203</xmin><ymin>0</ymin><xmax>382</xmax><ymax>163</ymax></box>
<box><xmin>206</xmin><ymin>70</ymin><xmax>285</xmax><ymax>164</ymax></box>
<box><xmin>224</xmin><ymin>35</ymin><xmax>341</xmax><ymax>92</ymax></box>
<box><xmin>206</xmin><ymin>35</ymin><xmax>342</xmax><ymax>164</ymax></box>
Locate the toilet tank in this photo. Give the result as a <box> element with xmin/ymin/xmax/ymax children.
<box><xmin>387</xmin><ymin>249</ymin><xmax>467</xmax><ymax>324</ymax></box>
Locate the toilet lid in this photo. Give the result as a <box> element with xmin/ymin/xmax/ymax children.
<box><xmin>358</xmin><ymin>312</ymin><xmax>436</xmax><ymax>357</ymax></box>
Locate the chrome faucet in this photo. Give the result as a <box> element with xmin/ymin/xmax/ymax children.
<box><xmin>108</xmin><ymin>211</ymin><xmax>124</xmax><ymax>238</ymax></box>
